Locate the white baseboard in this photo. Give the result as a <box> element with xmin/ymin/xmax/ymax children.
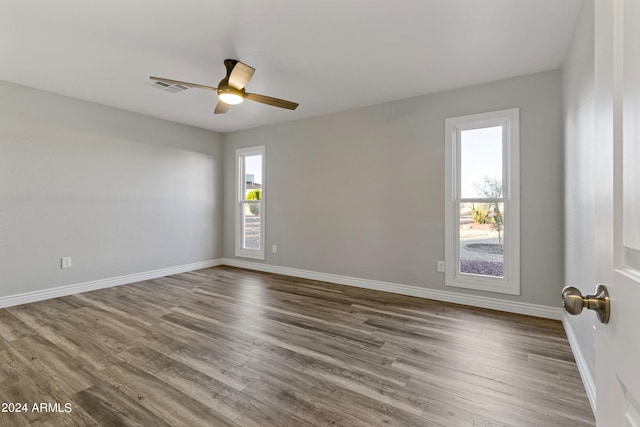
<box><xmin>1</xmin><ymin>257</ymin><xmax>562</xmax><ymax>321</ymax></box>
<box><xmin>0</xmin><ymin>259</ymin><xmax>223</xmax><ymax>309</ymax></box>
<box><xmin>562</xmin><ymin>315</ymin><xmax>597</xmax><ymax>415</ymax></box>
<box><xmin>220</xmin><ymin>258</ymin><xmax>562</xmax><ymax>320</ymax></box>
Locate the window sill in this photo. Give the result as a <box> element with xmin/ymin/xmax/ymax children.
<box><xmin>446</xmin><ymin>274</ymin><xmax>520</xmax><ymax>295</ymax></box>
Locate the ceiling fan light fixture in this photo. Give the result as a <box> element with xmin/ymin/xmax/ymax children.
<box><xmin>151</xmin><ymin>59</ymin><xmax>298</xmax><ymax>115</ymax></box>
<box><xmin>218</xmin><ymin>87</ymin><xmax>244</xmax><ymax>105</ymax></box>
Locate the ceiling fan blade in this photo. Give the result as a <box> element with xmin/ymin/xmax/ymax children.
<box><xmin>149</xmin><ymin>76</ymin><xmax>217</xmax><ymax>91</ymax></box>
<box><xmin>246</xmin><ymin>93</ymin><xmax>299</xmax><ymax>110</ymax></box>
<box><xmin>214</xmin><ymin>100</ymin><xmax>230</xmax><ymax>114</ymax></box>
<box><xmin>227</xmin><ymin>61</ymin><xmax>255</xmax><ymax>90</ymax></box>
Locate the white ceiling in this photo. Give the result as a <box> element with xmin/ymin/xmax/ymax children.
<box><xmin>0</xmin><ymin>0</ymin><xmax>582</xmax><ymax>134</ymax></box>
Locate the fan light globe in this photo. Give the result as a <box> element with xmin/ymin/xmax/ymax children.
<box><xmin>219</xmin><ymin>92</ymin><xmax>243</xmax><ymax>105</ymax></box>
<box><xmin>218</xmin><ymin>88</ymin><xmax>244</xmax><ymax>105</ymax></box>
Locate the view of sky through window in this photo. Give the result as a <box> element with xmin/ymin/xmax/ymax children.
<box><xmin>245</xmin><ymin>155</ymin><xmax>262</xmax><ymax>185</ymax></box>
<box><xmin>460</xmin><ymin>126</ymin><xmax>503</xmax><ymax>198</ymax></box>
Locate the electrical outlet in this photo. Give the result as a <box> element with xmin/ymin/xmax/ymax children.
<box><xmin>437</xmin><ymin>261</ymin><xmax>445</xmax><ymax>272</ymax></box>
<box><xmin>61</xmin><ymin>257</ymin><xmax>72</xmax><ymax>269</ymax></box>
<box><xmin>272</xmin><ymin>245</ymin><xmax>277</xmax><ymax>253</ymax></box>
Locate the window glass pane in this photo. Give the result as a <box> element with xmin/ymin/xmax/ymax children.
<box><xmin>243</xmin><ymin>202</ymin><xmax>261</xmax><ymax>250</ymax></box>
<box><xmin>460</xmin><ymin>126</ymin><xmax>503</xmax><ymax>198</ymax></box>
<box><xmin>243</xmin><ymin>155</ymin><xmax>262</xmax><ymax>198</ymax></box>
<box><xmin>459</xmin><ymin>202</ymin><xmax>504</xmax><ymax>278</ymax></box>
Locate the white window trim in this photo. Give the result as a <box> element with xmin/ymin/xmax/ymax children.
<box><xmin>444</xmin><ymin>108</ymin><xmax>520</xmax><ymax>295</ymax></box>
<box><xmin>235</xmin><ymin>146</ymin><xmax>265</xmax><ymax>260</ymax></box>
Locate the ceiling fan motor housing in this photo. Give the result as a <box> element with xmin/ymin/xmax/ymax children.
<box><xmin>217</xmin><ymin>85</ymin><xmax>245</xmax><ymax>97</ymax></box>
<box><xmin>218</xmin><ymin>59</ymin><xmax>244</xmax><ymax>105</ymax></box>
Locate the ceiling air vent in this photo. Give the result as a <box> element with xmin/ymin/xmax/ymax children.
<box><xmin>147</xmin><ymin>80</ymin><xmax>189</xmax><ymax>93</ymax></box>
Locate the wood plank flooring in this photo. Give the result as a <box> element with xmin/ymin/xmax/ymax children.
<box><xmin>0</xmin><ymin>266</ymin><xmax>595</xmax><ymax>426</ymax></box>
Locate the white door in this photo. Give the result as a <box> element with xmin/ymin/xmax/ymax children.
<box><xmin>593</xmin><ymin>0</ymin><xmax>640</xmax><ymax>425</ymax></box>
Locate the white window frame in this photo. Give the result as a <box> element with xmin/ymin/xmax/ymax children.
<box><xmin>444</xmin><ymin>108</ymin><xmax>520</xmax><ymax>294</ymax></box>
<box><xmin>235</xmin><ymin>146</ymin><xmax>265</xmax><ymax>260</ymax></box>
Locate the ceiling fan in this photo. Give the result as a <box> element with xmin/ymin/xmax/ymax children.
<box><xmin>150</xmin><ymin>59</ymin><xmax>299</xmax><ymax>114</ymax></box>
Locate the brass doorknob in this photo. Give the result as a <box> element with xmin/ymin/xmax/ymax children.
<box><xmin>561</xmin><ymin>284</ymin><xmax>610</xmax><ymax>324</ymax></box>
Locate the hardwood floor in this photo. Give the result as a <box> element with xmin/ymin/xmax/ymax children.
<box><xmin>0</xmin><ymin>266</ymin><xmax>595</xmax><ymax>426</ymax></box>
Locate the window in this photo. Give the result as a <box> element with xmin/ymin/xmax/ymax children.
<box><xmin>236</xmin><ymin>146</ymin><xmax>265</xmax><ymax>260</ymax></box>
<box><xmin>445</xmin><ymin>108</ymin><xmax>520</xmax><ymax>294</ymax></box>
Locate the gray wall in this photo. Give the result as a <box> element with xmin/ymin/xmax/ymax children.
<box><xmin>223</xmin><ymin>69</ymin><xmax>564</xmax><ymax>307</ymax></box>
<box><xmin>1</xmin><ymin>69</ymin><xmax>566</xmax><ymax>309</ymax></box>
<box><xmin>0</xmin><ymin>81</ymin><xmax>223</xmax><ymax>297</ymax></box>
<box><xmin>562</xmin><ymin>0</ymin><xmax>596</xmax><ymax>382</ymax></box>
